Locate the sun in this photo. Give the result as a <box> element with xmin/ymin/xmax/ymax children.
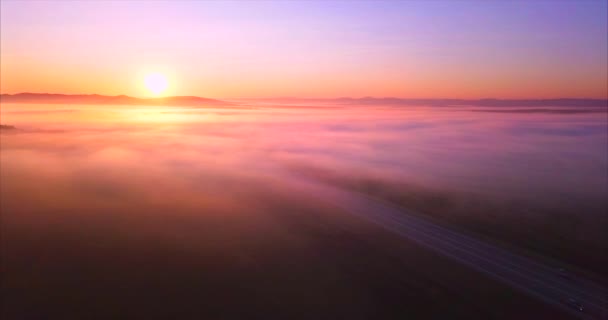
<box><xmin>143</xmin><ymin>73</ymin><xmax>168</xmax><ymax>96</ymax></box>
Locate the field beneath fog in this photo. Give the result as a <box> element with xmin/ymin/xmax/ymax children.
<box><xmin>1</xmin><ymin>102</ymin><xmax>606</xmax><ymax>318</ymax></box>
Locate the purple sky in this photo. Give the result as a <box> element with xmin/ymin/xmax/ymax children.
<box><xmin>1</xmin><ymin>1</ymin><xmax>606</xmax><ymax>98</ymax></box>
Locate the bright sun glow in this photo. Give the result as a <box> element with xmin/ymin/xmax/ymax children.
<box><xmin>143</xmin><ymin>73</ymin><xmax>169</xmax><ymax>96</ymax></box>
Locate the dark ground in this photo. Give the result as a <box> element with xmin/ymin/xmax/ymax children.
<box><xmin>1</xmin><ymin>189</ymin><xmax>575</xmax><ymax>320</ymax></box>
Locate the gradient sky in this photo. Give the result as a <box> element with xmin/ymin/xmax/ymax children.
<box><xmin>1</xmin><ymin>1</ymin><xmax>607</xmax><ymax>99</ymax></box>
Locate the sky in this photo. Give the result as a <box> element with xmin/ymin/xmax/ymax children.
<box><xmin>1</xmin><ymin>1</ymin><xmax>607</xmax><ymax>99</ymax></box>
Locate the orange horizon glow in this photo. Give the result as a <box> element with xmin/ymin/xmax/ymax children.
<box><xmin>1</xmin><ymin>60</ymin><xmax>606</xmax><ymax>100</ymax></box>
<box><xmin>1</xmin><ymin>1</ymin><xmax>607</xmax><ymax>100</ymax></box>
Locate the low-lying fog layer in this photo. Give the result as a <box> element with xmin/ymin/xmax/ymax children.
<box><xmin>2</xmin><ymin>102</ymin><xmax>607</xmax><ymax>272</ymax></box>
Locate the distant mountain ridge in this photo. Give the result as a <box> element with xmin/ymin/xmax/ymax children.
<box><xmin>254</xmin><ymin>97</ymin><xmax>608</xmax><ymax>107</ymax></box>
<box><xmin>2</xmin><ymin>93</ymin><xmax>606</xmax><ymax>108</ymax></box>
<box><xmin>0</xmin><ymin>93</ymin><xmax>233</xmax><ymax>106</ymax></box>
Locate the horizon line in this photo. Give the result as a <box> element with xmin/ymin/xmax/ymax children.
<box><xmin>2</xmin><ymin>92</ymin><xmax>607</xmax><ymax>101</ymax></box>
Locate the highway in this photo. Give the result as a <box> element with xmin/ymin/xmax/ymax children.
<box><xmin>308</xmin><ymin>184</ymin><xmax>608</xmax><ymax>320</ymax></box>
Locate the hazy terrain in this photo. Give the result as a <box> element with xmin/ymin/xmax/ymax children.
<box><xmin>1</xmin><ymin>101</ymin><xmax>606</xmax><ymax>319</ymax></box>
<box><xmin>0</xmin><ymin>93</ymin><xmax>232</xmax><ymax>106</ymax></box>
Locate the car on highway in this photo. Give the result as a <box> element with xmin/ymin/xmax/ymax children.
<box><xmin>567</xmin><ymin>298</ymin><xmax>584</xmax><ymax>312</ymax></box>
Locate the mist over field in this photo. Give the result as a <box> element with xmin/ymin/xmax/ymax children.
<box><xmin>2</xmin><ymin>102</ymin><xmax>607</xmax><ymax>256</ymax></box>
<box><xmin>1</xmin><ymin>102</ymin><xmax>607</xmax><ymax>318</ymax></box>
